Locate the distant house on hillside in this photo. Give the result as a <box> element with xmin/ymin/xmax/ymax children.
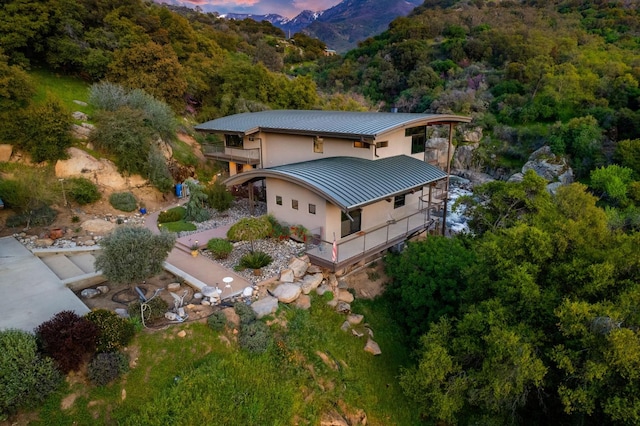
<box><xmin>195</xmin><ymin>110</ymin><xmax>471</xmax><ymax>272</ymax></box>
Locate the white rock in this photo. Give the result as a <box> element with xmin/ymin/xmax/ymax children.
<box><xmin>251</xmin><ymin>296</ymin><xmax>278</xmax><ymax>319</ymax></box>
<box><xmin>300</xmin><ymin>273</ymin><xmax>323</xmax><ymax>295</ymax></box>
<box><xmin>272</xmin><ymin>283</ymin><xmax>302</xmax><ymax>303</ymax></box>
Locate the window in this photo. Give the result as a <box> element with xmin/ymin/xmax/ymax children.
<box><xmin>225</xmin><ymin>134</ymin><xmax>243</xmax><ymax>147</ymax></box>
<box><xmin>353</xmin><ymin>141</ymin><xmax>370</xmax><ymax>149</ymax></box>
<box><xmin>406</xmin><ymin>126</ymin><xmax>426</xmax><ymax>154</ymax></box>
<box><xmin>308</xmin><ymin>203</ymin><xmax>316</xmax><ymax>214</ymax></box>
<box><xmin>341</xmin><ymin>209</ymin><xmax>362</xmax><ymax>238</ymax></box>
<box><xmin>376</xmin><ymin>141</ymin><xmax>388</xmax><ymax>148</ymax></box>
<box><xmin>313</xmin><ymin>136</ymin><xmax>324</xmax><ymax>153</ymax></box>
<box><xmin>394</xmin><ymin>194</ymin><xmax>406</xmax><ymax>209</ymax></box>
<box><xmin>292</xmin><ymin>199</ymin><xmax>298</xmax><ymax>210</ymax></box>
<box><xmin>276</xmin><ymin>195</ymin><xmax>282</xmax><ymax>205</ymax></box>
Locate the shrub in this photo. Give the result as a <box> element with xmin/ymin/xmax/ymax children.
<box><xmin>127</xmin><ymin>297</ymin><xmax>169</xmax><ymax>325</ymax></box>
<box><xmin>0</xmin><ymin>329</ymin><xmax>63</xmax><ymax>419</ymax></box>
<box><xmin>35</xmin><ymin>310</ymin><xmax>99</xmax><ymax>374</ymax></box>
<box><xmin>158</xmin><ymin>206</ymin><xmax>186</xmax><ymax>223</ymax></box>
<box><xmin>67</xmin><ymin>177</ymin><xmax>101</xmax><ymax>205</ymax></box>
<box><xmin>109</xmin><ymin>192</ymin><xmax>137</xmax><ymax>212</ymax></box>
<box><xmin>94</xmin><ymin>226</ymin><xmax>175</xmax><ymax>285</ymax></box>
<box><xmin>147</xmin><ymin>147</ymin><xmax>174</xmax><ymax>193</ymax></box>
<box><xmin>85</xmin><ymin>309</ymin><xmax>136</xmax><ymax>353</ymax></box>
<box><xmin>205</xmin><ymin>180</ymin><xmax>234</xmax><ymax>212</ymax></box>
<box><xmin>207</xmin><ymin>311</ymin><xmax>228</xmax><ymax>332</ymax></box>
<box><xmin>238</xmin><ymin>321</ymin><xmax>271</xmax><ymax>354</ymax></box>
<box><xmin>87</xmin><ymin>352</ymin><xmax>130</xmax><ymax>386</ymax></box>
<box><xmin>207</xmin><ymin>238</ymin><xmax>233</xmax><ymax>259</ymax></box>
<box><xmin>234</xmin><ymin>302</ymin><xmax>257</xmax><ymax>326</ymax></box>
<box><xmin>227</xmin><ymin>216</ymin><xmax>273</xmax><ymax>249</ymax></box>
<box><xmin>5</xmin><ymin>204</ymin><xmax>57</xmax><ymax>227</ymax></box>
<box><xmin>238</xmin><ymin>251</ymin><xmax>272</xmax><ymax>270</ymax></box>
<box><xmin>184</xmin><ymin>181</ymin><xmax>211</xmax><ymax>222</ymax></box>
<box><xmin>267</xmin><ymin>215</ymin><xmax>290</xmax><ymax>240</ymax></box>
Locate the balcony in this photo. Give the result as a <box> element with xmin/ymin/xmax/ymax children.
<box><xmin>202</xmin><ymin>144</ymin><xmax>261</xmax><ymax>165</ymax></box>
<box><xmin>306</xmin><ymin>207</ymin><xmax>439</xmax><ymax>272</ymax></box>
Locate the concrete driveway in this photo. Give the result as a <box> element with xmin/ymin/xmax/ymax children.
<box><xmin>0</xmin><ymin>236</ymin><xmax>90</xmax><ymax>332</ymax></box>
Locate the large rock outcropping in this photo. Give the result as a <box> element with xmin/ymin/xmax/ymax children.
<box><xmin>509</xmin><ymin>146</ymin><xmax>574</xmax><ymax>193</ymax></box>
<box><xmin>55</xmin><ymin>147</ymin><xmax>147</xmax><ymax>191</ymax></box>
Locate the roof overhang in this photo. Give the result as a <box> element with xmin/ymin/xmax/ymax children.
<box><xmin>224</xmin><ymin>155</ymin><xmax>447</xmax><ymax>211</ymax></box>
<box><xmin>195</xmin><ymin>110</ymin><xmax>471</xmax><ymax>141</ymax></box>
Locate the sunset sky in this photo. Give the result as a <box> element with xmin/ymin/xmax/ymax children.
<box><xmin>170</xmin><ymin>0</ymin><xmax>342</xmax><ymax>18</ymax></box>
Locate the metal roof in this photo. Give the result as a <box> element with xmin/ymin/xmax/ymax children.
<box><xmin>225</xmin><ymin>155</ymin><xmax>447</xmax><ymax>211</ymax></box>
<box><xmin>195</xmin><ymin>110</ymin><xmax>471</xmax><ymax>139</ymax></box>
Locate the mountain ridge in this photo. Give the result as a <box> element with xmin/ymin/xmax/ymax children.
<box><xmin>154</xmin><ymin>0</ymin><xmax>421</xmax><ymax>52</ymax></box>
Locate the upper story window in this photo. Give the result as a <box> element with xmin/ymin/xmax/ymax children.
<box><xmin>313</xmin><ymin>136</ymin><xmax>324</xmax><ymax>153</ymax></box>
<box><xmin>406</xmin><ymin>126</ymin><xmax>426</xmax><ymax>154</ymax></box>
<box><xmin>376</xmin><ymin>141</ymin><xmax>388</xmax><ymax>148</ymax></box>
<box><xmin>276</xmin><ymin>195</ymin><xmax>282</xmax><ymax>205</ymax></box>
<box><xmin>353</xmin><ymin>141</ymin><xmax>370</xmax><ymax>149</ymax></box>
<box><xmin>225</xmin><ymin>134</ymin><xmax>243</xmax><ymax>147</ymax></box>
<box><xmin>394</xmin><ymin>194</ymin><xmax>406</xmax><ymax>209</ymax></box>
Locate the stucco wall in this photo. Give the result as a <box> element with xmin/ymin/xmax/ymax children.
<box><xmin>259</xmin><ymin>127</ymin><xmax>421</xmax><ymax>167</ymax></box>
<box><xmin>359</xmin><ymin>190</ymin><xmax>424</xmax><ymax>230</ymax></box>
<box><xmin>266</xmin><ymin>178</ymin><xmax>328</xmax><ymax>238</ymax></box>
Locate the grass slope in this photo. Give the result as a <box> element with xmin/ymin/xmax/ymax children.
<box><xmin>30</xmin><ymin>68</ymin><xmax>93</xmax><ymax>117</ymax></box>
<box><xmin>33</xmin><ymin>296</ymin><xmax>420</xmax><ymax>425</ymax></box>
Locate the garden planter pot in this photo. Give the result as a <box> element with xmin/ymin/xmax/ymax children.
<box><xmin>191</xmin><ymin>250</ymin><xmax>198</xmax><ymax>257</ymax></box>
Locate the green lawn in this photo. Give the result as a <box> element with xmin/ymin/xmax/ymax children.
<box><xmin>32</xmin><ymin>296</ymin><xmax>422</xmax><ymax>425</ymax></box>
<box><xmin>29</xmin><ymin>68</ymin><xmax>94</xmax><ymax>117</ymax></box>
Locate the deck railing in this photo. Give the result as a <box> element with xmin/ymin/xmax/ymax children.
<box><xmin>202</xmin><ymin>144</ymin><xmax>260</xmax><ymax>164</ymax></box>
<box><xmin>306</xmin><ymin>207</ymin><xmax>435</xmax><ymax>270</ymax></box>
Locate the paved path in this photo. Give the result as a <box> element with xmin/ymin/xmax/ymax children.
<box><xmin>144</xmin><ymin>208</ymin><xmax>252</xmax><ymax>299</ymax></box>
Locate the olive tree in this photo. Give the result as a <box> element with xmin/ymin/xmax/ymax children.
<box><xmin>94</xmin><ymin>226</ymin><xmax>175</xmax><ymax>285</ymax></box>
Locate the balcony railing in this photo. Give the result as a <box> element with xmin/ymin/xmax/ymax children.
<box><xmin>202</xmin><ymin>144</ymin><xmax>261</xmax><ymax>165</ymax></box>
<box><xmin>306</xmin><ymin>207</ymin><xmax>437</xmax><ymax>271</ymax></box>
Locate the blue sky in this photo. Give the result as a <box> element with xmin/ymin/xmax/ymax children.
<box><xmin>171</xmin><ymin>0</ymin><xmax>342</xmax><ymax>18</ymax></box>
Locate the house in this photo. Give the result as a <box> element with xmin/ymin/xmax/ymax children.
<box><xmin>195</xmin><ymin>110</ymin><xmax>471</xmax><ymax>271</ymax></box>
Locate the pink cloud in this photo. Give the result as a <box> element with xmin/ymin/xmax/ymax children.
<box><xmin>293</xmin><ymin>0</ymin><xmax>340</xmax><ymax>12</ymax></box>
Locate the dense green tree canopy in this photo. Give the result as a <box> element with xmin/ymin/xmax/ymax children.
<box><xmin>392</xmin><ymin>179</ymin><xmax>640</xmax><ymax>424</ymax></box>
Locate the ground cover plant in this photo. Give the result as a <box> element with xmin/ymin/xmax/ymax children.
<box><xmin>30</xmin><ymin>296</ymin><xmax>420</xmax><ymax>424</ymax></box>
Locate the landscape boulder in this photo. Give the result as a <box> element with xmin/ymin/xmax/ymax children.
<box><xmin>289</xmin><ymin>257</ymin><xmax>308</xmax><ymax>278</ymax></box>
<box><xmin>251</xmin><ymin>296</ymin><xmax>279</xmax><ymax>319</ymax></box>
<box><xmin>300</xmin><ymin>273</ymin><xmax>323</xmax><ymax>294</ymax></box>
<box><xmin>321</xmin><ymin>411</ymin><xmax>348</xmax><ymax>426</ymax></box>
<box><xmin>272</xmin><ymin>283</ymin><xmax>302</xmax><ymax>303</ymax></box>
<box><xmin>81</xmin><ymin>288</ymin><xmax>100</xmax><ymax>299</ymax></box>
<box><xmin>279</xmin><ymin>268</ymin><xmax>295</xmax><ymax>283</ymax></box>
<box><xmin>347</xmin><ymin>314</ymin><xmax>364</xmax><ymax>325</ymax></box>
<box><xmin>0</xmin><ymin>144</ymin><xmax>12</xmax><ymax>162</ymax></box>
<box><xmin>364</xmin><ymin>339</ymin><xmax>381</xmax><ymax>355</ymax></box>
<box><xmin>294</xmin><ymin>294</ymin><xmax>311</xmax><ymax>310</ymax></box>
<box><xmin>336</xmin><ymin>301</ymin><xmax>351</xmax><ymax>314</ymax></box>
<box><xmin>337</xmin><ymin>289</ymin><xmax>354</xmax><ymax>303</ymax></box>
<box><xmin>81</xmin><ymin>219</ymin><xmax>116</xmax><ymax>234</ymax></box>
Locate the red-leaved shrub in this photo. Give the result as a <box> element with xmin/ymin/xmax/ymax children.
<box><xmin>35</xmin><ymin>310</ymin><xmax>99</xmax><ymax>373</ymax></box>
